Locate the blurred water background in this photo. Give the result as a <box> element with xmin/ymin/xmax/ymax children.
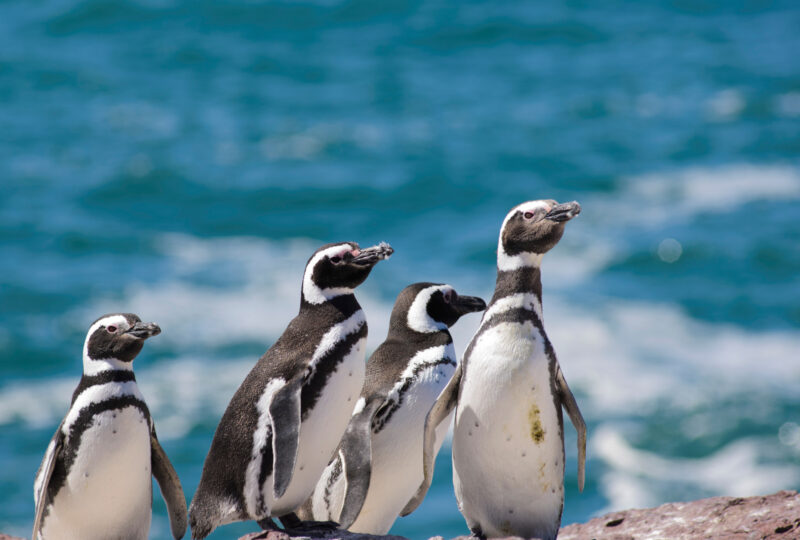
<box><xmin>1</xmin><ymin>0</ymin><xmax>799</xmax><ymax>538</ymax></box>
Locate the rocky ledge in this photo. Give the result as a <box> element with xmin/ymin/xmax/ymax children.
<box><xmin>239</xmin><ymin>490</ymin><xmax>800</xmax><ymax>540</ymax></box>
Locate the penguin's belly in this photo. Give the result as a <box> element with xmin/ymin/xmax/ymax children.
<box><xmin>453</xmin><ymin>321</ymin><xmax>564</xmax><ymax>540</ymax></box>
<box><xmin>270</xmin><ymin>337</ymin><xmax>367</xmax><ymax>515</ymax></box>
<box><xmin>42</xmin><ymin>406</ymin><xmax>152</xmax><ymax>540</ymax></box>
<box><xmin>350</xmin><ymin>362</ymin><xmax>455</xmax><ymax>535</ymax></box>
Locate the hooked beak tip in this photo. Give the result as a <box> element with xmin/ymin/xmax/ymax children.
<box><xmin>545</xmin><ymin>201</ymin><xmax>581</xmax><ymax>222</ymax></box>
<box><xmin>351</xmin><ymin>242</ymin><xmax>394</xmax><ymax>265</ymax></box>
<box><xmin>127</xmin><ymin>322</ymin><xmax>161</xmax><ymax>339</ymax></box>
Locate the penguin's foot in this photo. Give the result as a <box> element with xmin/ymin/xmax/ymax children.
<box><xmin>277</xmin><ymin>512</ymin><xmax>341</xmax><ymax>536</ymax></box>
<box><xmin>277</xmin><ymin>512</ymin><xmax>302</xmax><ymax>529</ymax></box>
<box><xmin>283</xmin><ymin>519</ymin><xmax>341</xmax><ymax>536</ymax></box>
<box><xmin>257</xmin><ymin>517</ymin><xmax>280</xmax><ymax>531</ymax></box>
<box><xmin>469</xmin><ymin>526</ymin><xmax>487</xmax><ymax>540</ymax></box>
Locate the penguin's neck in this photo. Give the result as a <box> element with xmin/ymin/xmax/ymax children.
<box><xmin>82</xmin><ymin>355</ymin><xmax>135</xmax><ymax>376</ymax></box>
<box><xmin>301</xmin><ymin>292</ymin><xmax>362</xmax><ymax>321</ymax></box>
<box><xmin>389</xmin><ymin>324</ymin><xmax>453</xmax><ymax>347</ymax></box>
<box><xmin>302</xmin><ymin>277</ymin><xmax>354</xmax><ymax>306</ymax></box>
<box><xmin>486</xmin><ymin>265</ymin><xmax>544</xmax><ymax>321</ymax></box>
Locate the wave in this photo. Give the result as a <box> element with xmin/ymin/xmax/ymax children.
<box><xmin>605</xmin><ymin>164</ymin><xmax>800</xmax><ymax>227</ymax></box>
<box><xmin>547</xmin><ymin>299</ymin><xmax>800</xmax><ymax>415</ymax></box>
<box><xmin>595</xmin><ymin>426</ymin><xmax>800</xmax><ymax>511</ymax></box>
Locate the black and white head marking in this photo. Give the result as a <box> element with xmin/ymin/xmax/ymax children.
<box><xmin>497</xmin><ymin>200</ymin><xmax>581</xmax><ymax>272</ymax></box>
<box><xmin>302</xmin><ymin>242</ymin><xmax>393</xmax><ymax>305</ymax></box>
<box><xmin>404</xmin><ymin>283</ymin><xmax>487</xmax><ymax>333</ymax></box>
<box><xmin>83</xmin><ymin>313</ymin><xmax>161</xmax><ymax>375</ymax></box>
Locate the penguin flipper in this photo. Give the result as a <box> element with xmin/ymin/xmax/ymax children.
<box><xmin>151</xmin><ymin>428</ymin><xmax>188</xmax><ymax>540</ymax></box>
<box><xmin>270</xmin><ymin>377</ymin><xmax>303</xmax><ymax>499</ymax></box>
<box><xmin>32</xmin><ymin>428</ymin><xmax>63</xmax><ymax>540</ymax></box>
<box><xmin>556</xmin><ymin>365</ymin><xmax>586</xmax><ymax>492</ymax></box>
<box><xmin>401</xmin><ymin>362</ymin><xmax>462</xmax><ymax>517</ymax></box>
<box><xmin>338</xmin><ymin>396</ymin><xmax>385</xmax><ymax>529</ymax></box>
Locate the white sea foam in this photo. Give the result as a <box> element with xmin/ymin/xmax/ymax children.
<box><xmin>705</xmin><ymin>89</ymin><xmax>745</xmax><ymax>120</ymax></box>
<box><xmin>594</xmin><ymin>426</ymin><xmax>800</xmax><ymax>511</ymax></box>
<box><xmin>259</xmin><ymin>122</ymin><xmax>387</xmax><ymax>161</ymax></box>
<box><xmin>548</xmin><ymin>298</ymin><xmax>800</xmax><ymax>415</ymax></box>
<box><xmin>545</xmin><ymin>295</ymin><xmax>800</xmax><ymax>512</ymax></box>
<box><xmin>596</xmin><ymin>164</ymin><xmax>800</xmax><ymax>227</ymax></box>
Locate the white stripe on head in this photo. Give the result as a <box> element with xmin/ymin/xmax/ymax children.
<box><xmin>302</xmin><ymin>244</ymin><xmax>358</xmax><ymax>305</ymax></box>
<box><xmin>82</xmin><ymin>314</ymin><xmax>134</xmax><ymax>375</ymax></box>
<box><xmin>407</xmin><ymin>285</ymin><xmax>453</xmax><ymax>333</ymax></box>
<box><xmin>497</xmin><ymin>200</ymin><xmax>552</xmax><ymax>272</ymax></box>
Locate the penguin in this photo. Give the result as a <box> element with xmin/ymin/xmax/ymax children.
<box><xmin>297</xmin><ymin>282</ymin><xmax>486</xmax><ymax>534</ymax></box>
<box><xmin>32</xmin><ymin>313</ymin><xmax>187</xmax><ymax>540</ymax></box>
<box><xmin>189</xmin><ymin>241</ymin><xmax>393</xmax><ymax>539</ymax></box>
<box><xmin>422</xmin><ymin>200</ymin><xmax>587</xmax><ymax>540</ymax></box>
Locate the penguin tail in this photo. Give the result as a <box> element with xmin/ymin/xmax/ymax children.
<box><xmin>188</xmin><ymin>509</ymin><xmax>213</xmax><ymax>540</ymax></box>
<box><xmin>188</xmin><ymin>496</ymin><xmax>222</xmax><ymax>540</ymax></box>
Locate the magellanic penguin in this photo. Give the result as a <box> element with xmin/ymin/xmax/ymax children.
<box><xmin>32</xmin><ymin>313</ymin><xmax>187</xmax><ymax>540</ymax></box>
<box><xmin>297</xmin><ymin>282</ymin><xmax>486</xmax><ymax>534</ymax></box>
<box><xmin>422</xmin><ymin>200</ymin><xmax>587</xmax><ymax>540</ymax></box>
<box><xmin>189</xmin><ymin>241</ymin><xmax>393</xmax><ymax>539</ymax></box>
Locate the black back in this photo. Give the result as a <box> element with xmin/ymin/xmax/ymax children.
<box><xmin>194</xmin><ymin>293</ymin><xmax>366</xmax><ymax>520</ymax></box>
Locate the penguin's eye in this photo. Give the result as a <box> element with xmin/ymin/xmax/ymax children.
<box><xmin>107</xmin><ymin>325</ymin><xmax>118</xmax><ymax>333</ymax></box>
<box><xmin>443</xmin><ymin>291</ymin><xmax>452</xmax><ymax>304</ymax></box>
<box><xmin>330</xmin><ymin>256</ymin><xmax>342</xmax><ymax>264</ymax></box>
<box><xmin>523</xmin><ymin>211</ymin><xmax>535</xmax><ymax>220</ymax></box>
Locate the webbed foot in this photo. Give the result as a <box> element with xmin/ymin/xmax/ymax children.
<box><xmin>279</xmin><ymin>513</ymin><xmax>340</xmax><ymax>535</ymax></box>
<box><xmin>470</xmin><ymin>526</ymin><xmax>487</xmax><ymax>540</ymax></box>
<box><xmin>257</xmin><ymin>517</ymin><xmax>280</xmax><ymax>531</ymax></box>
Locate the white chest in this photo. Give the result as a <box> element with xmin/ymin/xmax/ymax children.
<box><xmin>453</xmin><ymin>321</ymin><xmax>564</xmax><ymax>540</ymax></box>
<box><xmin>42</xmin><ymin>406</ymin><xmax>153</xmax><ymax>540</ymax></box>
<box><xmin>270</xmin><ymin>336</ymin><xmax>367</xmax><ymax>515</ymax></box>
<box><xmin>351</xmin><ymin>354</ymin><xmax>456</xmax><ymax>534</ymax></box>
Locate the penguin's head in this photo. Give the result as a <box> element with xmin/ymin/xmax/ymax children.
<box><xmin>83</xmin><ymin>313</ymin><xmax>161</xmax><ymax>366</ymax></box>
<box><xmin>395</xmin><ymin>283</ymin><xmax>486</xmax><ymax>333</ymax></box>
<box><xmin>302</xmin><ymin>241</ymin><xmax>394</xmax><ymax>304</ymax></box>
<box><xmin>498</xmin><ymin>199</ymin><xmax>581</xmax><ymax>271</ymax></box>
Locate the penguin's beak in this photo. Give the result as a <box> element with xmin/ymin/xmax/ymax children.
<box><xmin>545</xmin><ymin>201</ymin><xmax>581</xmax><ymax>222</ymax></box>
<box><xmin>125</xmin><ymin>322</ymin><xmax>161</xmax><ymax>340</ymax></box>
<box><xmin>351</xmin><ymin>242</ymin><xmax>394</xmax><ymax>266</ymax></box>
<box><xmin>452</xmin><ymin>295</ymin><xmax>487</xmax><ymax>316</ymax></box>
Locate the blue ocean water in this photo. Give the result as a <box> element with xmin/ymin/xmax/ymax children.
<box><xmin>1</xmin><ymin>0</ymin><xmax>799</xmax><ymax>538</ymax></box>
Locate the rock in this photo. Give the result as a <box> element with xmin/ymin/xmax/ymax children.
<box><xmin>231</xmin><ymin>491</ymin><xmax>800</xmax><ymax>540</ymax></box>
<box><xmin>239</xmin><ymin>530</ymin><xmax>407</xmax><ymax>540</ymax></box>
<box><xmin>559</xmin><ymin>490</ymin><xmax>800</xmax><ymax>540</ymax></box>
<box><xmin>8</xmin><ymin>491</ymin><xmax>799</xmax><ymax>540</ymax></box>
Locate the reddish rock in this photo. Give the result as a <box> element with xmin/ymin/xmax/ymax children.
<box><xmin>239</xmin><ymin>530</ymin><xmax>407</xmax><ymax>540</ymax></box>
<box><xmin>559</xmin><ymin>490</ymin><xmax>800</xmax><ymax>540</ymax></box>
<box><xmin>232</xmin><ymin>490</ymin><xmax>800</xmax><ymax>540</ymax></box>
<box><xmin>0</xmin><ymin>534</ymin><xmax>25</xmax><ymax>540</ymax></box>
